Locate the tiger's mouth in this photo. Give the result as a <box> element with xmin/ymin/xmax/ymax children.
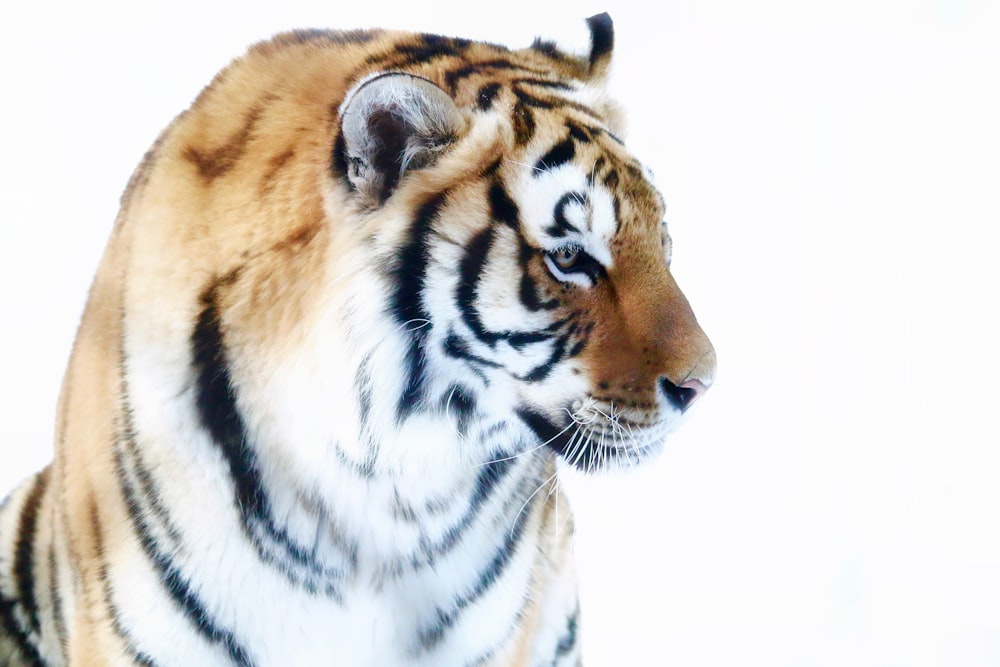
<box><xmin>516</xmin><ymin>401</ymin><xmax>670</xmax><ymax>473</ymax></box>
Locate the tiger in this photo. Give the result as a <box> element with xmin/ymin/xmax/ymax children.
<box><xmin>0</xmin><ymin>12</ymin><xmax>715</xmax><ymax>667</ymax></box>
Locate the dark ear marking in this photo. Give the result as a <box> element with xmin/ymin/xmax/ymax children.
<box><xmin>339</xmin><ymin>73</ymin><xmax>465</xmax><ymax>205</ymax></box>
<box><xmin>585</xmin><ymin>13</ymin><xmax>614</xmax><ymax>79</ymax></box>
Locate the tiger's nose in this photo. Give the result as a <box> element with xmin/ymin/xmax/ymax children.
<box><xmin>658</xmin><ymin>377</ymin><xmax>709</xmax><ymax>412</ymax></box>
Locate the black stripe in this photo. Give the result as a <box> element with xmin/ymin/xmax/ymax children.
<box><xmin>456</xmin><ymin>227</ymin><xmax>501</xmax><ymax>346</ymax></box>
<box><xmin>470</xmin><ymin>458</ymin><xmax>514</xmax><ymax>512</ymax></box>
<box><xmin>518</xmin><ymin>270</ymin><xmax>554</xmax><ymax>312</ymax></box>
<box><xmin>440</xmin><ymin>385</ymin><xmax>477</xmax><ymax>438</ymax></box>
<box><xmin>442</xmin><ymin>332</ymin><xmax>499</xmax><ymax>374</ymax></box>
<box><xmin>0</xmin><ymin>588</ymin><xmax>44</xmax><ymax>667</ymax></box>
<box><xmin>548</xmin><ymin>605</ymin><xmax>580</xmax><ymax>666</ymax></box>
<box><xmin>47</xmin><ymin>543</ymin><xmax>68</xmax><ymax>663</ymax></box>
<box><xmin>517</xmin><ymin>233</ymin><xmax>559</xmax><ymax>312</ymax></box>
<box><xmin>513</xmin><ymin>86</ymin><xmax>556</xmax><ymax>110</ymax></box>
<box><xmin>545</xmin><ymin>191</ymin><xmax>589</xmax><ymax>238</ymax></box>
<box><xmin>117</xmin><ymin>407</ymin><xmax>185</xmax><ymax>548</ymax></box>
<box><xmin>415</xmin><ymin>464</ymin><xmax>537</xmax><ymax>651</ymax></box>
<box><xmin>476</xmin><ymin>82</ymin><xmax>502</xmax><ymax>111</ymax></box>
<box><xmin>389</xmin><ymin>192</ymin><xmax>447</xmax><ymax>421</ymax></box>
<box><xmin>488</xmin><ymin>180</ymin><xmax>520</xmax><ymax>229</ymax></box>
<box><xmin>506</xmin><ymin>331</ymin><xmax>554</xmax><ymax>349</ymax></box>
<box><xmin>513</xmin><ymin>78</ymin><xmax>574</xmax><ymax>91</ymax></box>
<box><xmin>605</xmin><ymin>131</ymin><xmax>626</xmax><ymax>146</ymax></box>
<box><xmin>529</xmin><ymin>39</ymin><xmax>568</xmax><ymax>61</ymax></box>
<box><xmin>513</xmin><ymin>101</ymin><xmax>535</xmax><ymax>145</ymax></box>
<box><xmin>366</xmin><ymin>34</ymin><xmax>471</xmax><ymax>68</ymax></box>
<box><xmin>192</xmin><ymin>291</ymin><xmax>267</xmax><ymax>525</ymax></box>
<box><xmin>522</xmin><ymin>333</ymin><xmax>569</xmax><ymax>382</ymax></box>
<box><xmin>14</xmin><ymin>468</ymin><xmax>49</xmax><ymax>635</ymax></box>
<box><xmin>567</xmin><ymin>121</ymin><xmax>594</xmax><ymax>144</ymax></box>
<box><xmin>457</xmin><ymin>192</ymin><xmax>564</xmax><ymax>347</ymax></box>
<box><xmin>383</xmin><ymin>455</ymin><xmax>516</xmax><ymax>581</ymax></box>
<box><xmin>113</xmin><ymin>440</ymin><xmax>257</xmax><ymax>667</ymax></box>
<box><xmin>516</xmin><ymin>407</ymin><xmax>574</xmax><ymax>455</ymax></box>
<box><xmin>89</xmin><ymin>501</ymin><xmax>159</xmax><ymax>667</ymax></box>
<box><xmin>443</xmin><ymin>59</ymin><xmax>526</xmax><ymax>92</ymax></box>
<box><xmin>355</xmin><ymin>352</ymin><xmax>375</xmax><ymax>435</ymax></box>
<box><xmin>433</xmin><ymin>455</ymin><xmax>514</xmax><ymax>554</ymax></box>
<box><xmin>512</xmin><ymin>84</ymin><xmax>604</xmax><ymax>120</ymax></box>
<box><xmin>190</xmin><ymin>283</ymin><xmax>346</xmax><ymax>593</ymax></box>
<box><xmin>534</xmin><ymin>138</ymin><xmax>575</xmax><ymax>175</ymax></box>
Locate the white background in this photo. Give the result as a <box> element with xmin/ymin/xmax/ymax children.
<box><xmin>2</xmin><ymin>1</ymin><xmax>999</xmax><ymax>665</ymax></box>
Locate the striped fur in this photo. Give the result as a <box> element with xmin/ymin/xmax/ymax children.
<box><xmin>0</xmin><ymin>13</ymin><xmax>715</xmax><ymax>666</ymax></box>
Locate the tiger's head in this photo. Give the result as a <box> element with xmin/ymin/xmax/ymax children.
<box><xmin>329</xmin><ymin>15</ymin><xmax>716</xmax><ymax>474</ymax></box>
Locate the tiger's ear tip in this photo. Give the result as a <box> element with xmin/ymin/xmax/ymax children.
<box><xmin>585</xmin><ymin>12</ymin><xmax>614</xmax><ymax>79</ymax></box>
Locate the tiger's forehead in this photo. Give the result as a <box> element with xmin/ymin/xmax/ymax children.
<box><xmin>506</xmin><ymin>113</ymin><xmax>666</xmax><ymax>254</ymax></box>
<box><xmin>511</xmin><ymin>156</ymin><xmax>616</xmax><ymax>247</ymax></box>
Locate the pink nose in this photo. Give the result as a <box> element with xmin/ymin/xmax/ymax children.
<box><xmin>659</xmin><ymin>377</ymin><xmax>709</xmax><ymax>412</ymax></box>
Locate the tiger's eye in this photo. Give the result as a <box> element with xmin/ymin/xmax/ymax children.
<box><xmin>552</xmin><ymin>246</ymin><xmax>581</xmax><ymax>271</ymax></box>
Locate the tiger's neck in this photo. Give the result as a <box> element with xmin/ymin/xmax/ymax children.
<box><xmin>250</xmin><ymin>414</ymin><xmax>556</xmax><ymax>590</ymax></box>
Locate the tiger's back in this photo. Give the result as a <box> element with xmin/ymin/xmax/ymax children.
<box><xmin>0</xmin><ymin>15</ymin><xmax>715</xmax><ymax>666</ymax></box>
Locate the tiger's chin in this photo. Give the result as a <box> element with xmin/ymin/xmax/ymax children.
<box><xmin>516</xmin><ymin>403</ymin><xmax>673</xmax><ymax>474</ymax></box>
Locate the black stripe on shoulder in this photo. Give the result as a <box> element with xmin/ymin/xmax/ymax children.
<box><xmin>112</xmin><ymin>444</ymin><xmax>257</xmax><ymax>667</ymax></box>
<box><xmin>47</xmin><ymin>544</ymin><xmax>68</xmax><ymax>663</ymax></box>
<box><xmin>189</xmin><ymin>280</ymin><xmax>346</xmax><ymax>595</ymax></box>
<box><xmin>192</xmin><ymin>286</ymin><xmax>266</xmax><ymax>523</ymax></box>
<box><xmin>0</xmin><ymin>589</ymin><xmax>44</xmax><ymax>667</ymax></box>
<box><xmin>88</xmin><ymin>501</ymin><xmax>159</xmax><ymax>667</ymax></box>
<box><xmin>534</xmin><ymin>137</ymin><xmax>575</xmax><ymax>175</ymax></box>
<box><xmin>14</xmin><ymin>468</ymin><xmax>49</xmax><ymax>636</ymax></box>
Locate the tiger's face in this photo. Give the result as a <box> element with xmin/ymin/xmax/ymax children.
<box><xmin>338</xmin><ymin>70</ymin><xmax>716</xmax><ymax>474</ymax></box>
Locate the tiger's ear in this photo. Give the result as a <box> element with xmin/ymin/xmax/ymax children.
<box><xmin>338</xmin><ymin>72</ymin><xmax>465</xmax><ymax>205</ymax></box>
<box><xmin>585</xmin><ymin>13</ymin><xmax>614</xmax><ymax>81</ymax></box>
